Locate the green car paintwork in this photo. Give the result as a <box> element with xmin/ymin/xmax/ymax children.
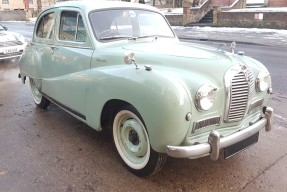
<box><xmin>19</xmin><ymin>1</ymin><xmax>271</xmax><ymax>159</ymax></box>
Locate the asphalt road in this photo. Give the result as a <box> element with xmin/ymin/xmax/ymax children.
<box><xmin>0</xmin><ymin>22</ymin><xmax>287</xmax><ymax>192</ymax></box>
<box><xmin>233</xmin><ymin>44</ymin><xmax>287</xmax><ymax>95</ymax></box>
<box><xmin>1</xmin><ymin>21</ymin><xmax>34</xmax><ymax>40</ymax></box>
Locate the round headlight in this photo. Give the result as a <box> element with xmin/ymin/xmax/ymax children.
<box><xmin>256</xmin><ymin>71</ymin><xmax>270</xmax><ymax>92</ymax></box>
<box><xmin>195</xmin><ymin>84</ymin><xmax>217</xmax><ymax>111</ymax></box>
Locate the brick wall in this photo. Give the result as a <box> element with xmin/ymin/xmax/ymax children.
<box><xmin>0</xmin><ymin>10</ymin><xmax>27</xmax><ymax>21</ymax></box>
<box><xmin>269</xmin><ymin>0</ymin><xmax>287</xmax><ymax>7</ymax></box>
<box><xmin>189</xmin><ymin>0</ymin><xmax>213</xmax><ymax>23</ymax></box>
<box><xmin>212</xmin><ymin>0</ymin><xmax>237</xmax><ymax>6</ymax></box>
<box><xmin>216</xmin><ymin>11</ymin><xmax>287</xmax><ymax>29</ymax></box>
<box><xmin>165</xmin><ymin>14</ymin><xmax>183</xmax><ymax>25</ymax></box>
<box><xmin>211</xmin><ymin>0</ymin><xmax>287</xmax><ymax>7</ymax></box>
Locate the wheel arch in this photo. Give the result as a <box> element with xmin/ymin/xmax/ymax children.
<box><xmin>100</xmin><ymin>99</ymin><xmax>132</xmax><ymax>130</ymax></box>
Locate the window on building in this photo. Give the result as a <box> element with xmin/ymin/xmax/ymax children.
<box><xmin>59</xmin><ymin>11</ymin><xmax>87</xmax><ymax>42</ymax></box>
<box><xmin>2</xmin><ymin>0</ymin><xmax>9</xmax><ymax>4</ymax></box>
<box><xmin>29</xmin><ymin>0</ymin><xmax>33</xmax><ymax>4</ymax></box>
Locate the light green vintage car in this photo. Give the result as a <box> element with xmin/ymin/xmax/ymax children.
<box><xmin>18</xmin><ymin>1</ymin><xmax>273</xmax><ymax>176</ymax></box>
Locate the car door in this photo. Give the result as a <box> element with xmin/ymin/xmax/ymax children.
<box><xmin>40</xmin><ymin>9</ymin><xmax>94</xmax><ymax>120</ymax></box>
<box><xmin>27</xmin><ymin>10</ymin><xmax>55</xmax><ymax>84</ymax></box>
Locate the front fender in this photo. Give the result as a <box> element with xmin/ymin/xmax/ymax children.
<box><xmin>85</xmin><ymin>65</ymin><xmax>192</xmax><ymax>152</ymax></box>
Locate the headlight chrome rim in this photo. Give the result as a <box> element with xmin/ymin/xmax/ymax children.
<box><xmin>195</xmin><ymin>84</ymin><xmax>217</xmax><ymax>111</ymax></box>
<box><xmin>256</xmin><ymin>71</ymin><xmax>270</xmax><ymax>92</ymax></box>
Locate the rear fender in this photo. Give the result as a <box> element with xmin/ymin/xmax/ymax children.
<box><xmin>19</xmin><ymin>44</ymin><xmax>43</xmax><ymax>89</ymax></box>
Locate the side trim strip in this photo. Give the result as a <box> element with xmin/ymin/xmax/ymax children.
<box><xmin>41</xmin><ymin>92</ymin><xmax>86</xmax><ymax>121</ymax></box>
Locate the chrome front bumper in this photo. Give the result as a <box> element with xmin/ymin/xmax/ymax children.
<box><xmin>166</xmin><ymin>107</ymin><xmax>273</xmax><ymax>160</ymax></box>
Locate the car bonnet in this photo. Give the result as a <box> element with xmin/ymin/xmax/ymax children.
<box><xmin>122</xmin><ymin>40</ymin><xmax>229</xmax><ymax>60</ymax></box>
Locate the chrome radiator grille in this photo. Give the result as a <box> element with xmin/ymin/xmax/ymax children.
<box><xmin>225</xmin><ymin>66</ymin><xmax>254</xmax><ymax>122</ymax></box>
<box><xmin>0</xmin><ymin>40</ymin><xmax>23</xmax><ymax>47</ymax></box>
<box><xmin>228</xmin><ymin>72</ymin><xmax>249</xmax><ymax>121</ymax></box>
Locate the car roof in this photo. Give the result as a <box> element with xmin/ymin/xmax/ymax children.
<box><xmin>51</xmin><ymin>0</ymin><xmax>159</xmax><ymax>13</ymax></box>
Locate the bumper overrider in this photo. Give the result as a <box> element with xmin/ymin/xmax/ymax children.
<box><xmin>166</xmin><ymin>107</ymin><xmax>273</xmax><ymax>160</ymax></box>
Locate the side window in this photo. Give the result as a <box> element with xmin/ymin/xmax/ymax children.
<box><xmin>36</xmin><ymin>12</ymin><xmax>55</xmax><ymax>39</ymax></box>
<box><xmin>59</xmin><ymin>11</ymin><xmax>87</xmax><ymax>42</ymax></box>
<box><xmin>76</xmin><ymin>16</ymin><xmax>86</xmax><ymax>42</ymax></box>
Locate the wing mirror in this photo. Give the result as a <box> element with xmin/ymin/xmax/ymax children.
<box><xmin>124</xmin><ymin>52</ymin><xmax>139</xmax><ymax>69</ymax></box>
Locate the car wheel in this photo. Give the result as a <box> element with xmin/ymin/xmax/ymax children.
<box><xmin>29</xmin><ymin>78</ymin><xmax>50</xmax><ymax>109</ymax></box>
<box><xmin>113</xmin><ymin>106</ymin><xmax>166</xmax><ymax>177</ymax></box>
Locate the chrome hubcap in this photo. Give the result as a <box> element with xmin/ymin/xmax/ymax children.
<box><xmin>113</xmin><ymin>110</ymin><xmax>150</xmax><ymax>170</ymax></box>
<box><xmin>29</xmin><ymin>78</ymin><xmax>42</xmax><ymax>104</ymax></box>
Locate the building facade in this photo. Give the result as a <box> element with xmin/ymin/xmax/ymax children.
<box><xmin>213</xmin><ymin>0</ymin><xmax>287</xmax><ymax>7</ymax></box>
<box><xmin>0</xmin><ymin>0</ymin><xmax>54</xmax><ymax>11</ymax></box>
<box><xmin>1</xmin><ymin>0</ymin><xmax>36</xmax><ymax>10</ymax></box>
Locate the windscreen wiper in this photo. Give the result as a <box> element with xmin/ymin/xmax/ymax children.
<box><xmin>100</xmin><ymin>36</ymin><xmax>129</xmax><ymax>41</ymax></box>
<box><xmin>128</xmin><ymin>35</ymin><xmax>159</xmax><ymax>40</ymax></box>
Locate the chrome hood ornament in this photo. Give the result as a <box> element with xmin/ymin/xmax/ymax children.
<box><xmin>231</xmin><ymin>41</ymin><xmax>236</xmax><ymax>54</ymax></box>
<box><xmin>239</xmin><ymin>63</ymin><xmax>250</xmax><ymax>82</ymax></box>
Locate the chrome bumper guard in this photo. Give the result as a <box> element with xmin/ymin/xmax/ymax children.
<box><xmin>166</xmin><ymin>107</ymin><xmax>273</xmax><ymax>160</ymax></box>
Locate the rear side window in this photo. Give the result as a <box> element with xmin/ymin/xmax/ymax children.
<box><xmin>36</xmin><ymin>12</ymin><xmax>55</xmax><ymax>39</ymax></box>
<box><xmin>59</xmin><ymin>11</ymin><xmax>87</xmax><ymax>42</ymax></box>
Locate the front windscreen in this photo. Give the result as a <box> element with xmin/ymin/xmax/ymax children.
<box><xmin>89</xmin><ymin>9</ymin><xmax>175</xmax><ymax>41</ymax></box>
